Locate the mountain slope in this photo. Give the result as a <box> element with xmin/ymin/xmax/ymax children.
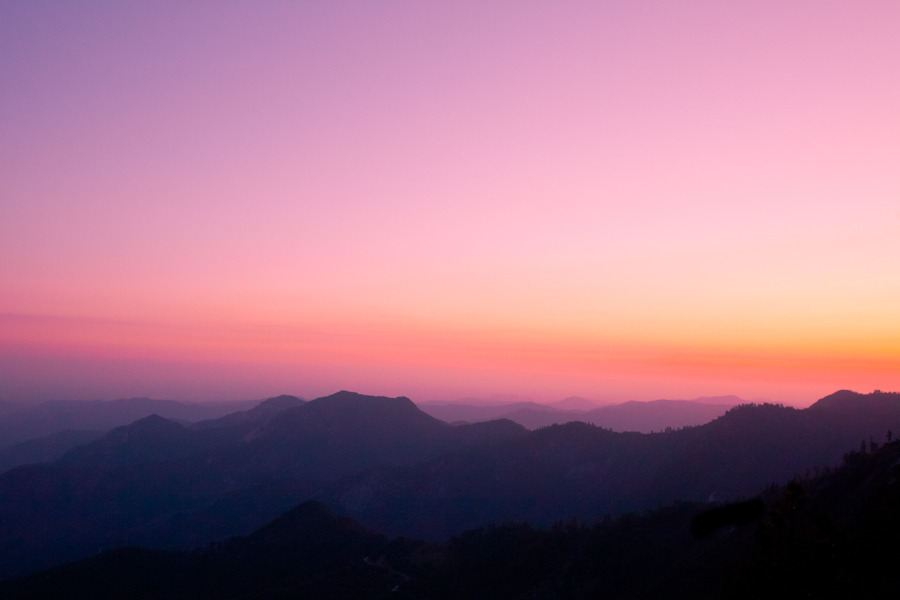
<box><xmin>5</xmin><ymin>438</ymin><xmax>900</xmax><ymax>599</ymax></box>
<box><xmin>191</xmin><ymin>394</ymin><xmax>306</xmax><ymax>432</ymax></box>
<box><xmin>326</xmin><ymin>393</ymin><xmax>900</xmax><ymax>539</ymax></box>
<box><xmin>417</xmin><ymin>401</ymin><xmax>566</xmax><ymax>425</ymax></box>
<box><xmin>57</xmin><ymin>414</ymin><xmax>199</xmax><ymax>467</ymax></box>
<box><xmin>0</xmin><ymin>397</ymin><xmax>259</xmax><ymax>447</ymax></box>
<box><xmin>0</xmin><ymin>429</ymin><xmax>105</xmax><ymax>473</ymax></box>
<box><xmin>0</xmin><ymin>389</ymin><xmax>896</xmax><ymax>580</ymax></box>
<box><xmin>0</xmin><ymin>501</ymin><xmax>401</xmax><ymax>600</ymax></box>
<box><xmin>0</xmin><ymin>391</ymin><xmax>526</xmax><ymax>579</ymax></box>
<box><xmin>581</xmin><ymin>399</ymin><xmax>733</xmax><ymax>432</ymax></box>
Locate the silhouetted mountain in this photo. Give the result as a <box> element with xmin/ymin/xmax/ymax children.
<box><xmin>0</xmin><ymin>397</ymin><xmax>259</xmax><ymax>447</ymax></box>
<box><xmin>191</xmin><ymin>394</ymin><xmax>306</xmax><ymax>432</ymax></box>
<box><xmin>0</xmin><ymin>456</ymin><xmax>237</xmax><ymax>578</ymax></box>
<box><xmin>807</xmin><ymin>388</ymin><xmax>900</xmax><ymax>421</ymax></box>
<box><xmin>0</xmin><ymin>429</ymin><xmax>105</xmax><ymax>473</ymax></box>
<box><xmin>124</xmin><ymin>479</ymin><xmax>323</xmax><ymax>551</ymax></box>
<box><xmin>416</xmin><ymin>400</ymin><xmax>563</xmax><ymax>424</ymax></box>
<box><xmin>0</xmin><ymin>391</ymin><xmax>526</xmax><ymax>579</ymax></box>
<box><xmin>690</xmin><ymin>394</ymin><xmax>747</xmax><ymax>405</ymax></box>
<box><xmin>417</xmin><ymin>397</ymin><xmax>738</xmax><ymax>432</ymax></box>
<box><xmin>0</xmin><ymin>395</ymin><xmax>317</xmax><ymax>578</ymax></box>
<box><xmin>0</xmin><ymin>389</ymin><xmax>897</xmax><ymax>582</ymax></box>
<box><xmin>480</xmin><ymin>405</ymin><xmax>575</xmax><ymax>430</ymax></box>
<box><xmin>0</xmin><ymin>501</ymin><xmax>401</xmax><ymax>600</ymax></box>
<box><xmin>220</xmin><ymin>391</ymin><xmax>526</xmax><ymax>482</ymax></box>
<box><xmin>5</xmin><ymin>439</ymin><xmax>900</xmax><ymax>599</ymax></box>
<box><xmin>325</xmin><ymin>393</ymin><xmax>900</xmax><ymax>539</ymax></box>
<box><xmin>448</xmin><ymin>417</ymin><xmax>527</xmax><ymax>446</ymax></box>
<box><xmin>550</xmin><ymin>395</ymin><xmax>599</xmax><ymax>410</ymax></box>
<box><xmin>0</xmin><ymin>397</ymin><xmax>293</xmax><ymax>473</ymax></box>
<box><xmin>57</xmin><ymin>415</ymin><xmax>202</xmax><ymax>468</ymax></box>
<box><xmin>0</xmin><ymin>396</ymin><xmax>306</xmax><ymax>476</ymax></box>
<box><xmin>581</xmin><ymin>399</ymin><xmax>733</xmax><ymax>432</ymax></box>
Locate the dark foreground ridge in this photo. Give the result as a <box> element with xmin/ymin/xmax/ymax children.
<box><xmin>3</xmin><ymin>437</ymin><xmax>900</xmax><ymax>599</ymax></box>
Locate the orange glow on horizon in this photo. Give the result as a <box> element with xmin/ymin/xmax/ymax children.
<box><xmin>3</xmin><ymin>310</ymin><xmax>896</xmax><ymax>407</ymax></box>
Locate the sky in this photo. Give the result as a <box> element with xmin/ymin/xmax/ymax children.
<box><xmin>1</xmin><ymin>1</ymin><xmax>898</xmax><ymax>407</ymax></box>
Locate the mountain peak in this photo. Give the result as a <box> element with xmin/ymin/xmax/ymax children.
<box><xmin>311</xmin><ymin>391</ymin><xmax>418</xmax><ymax>413</ymax></box>
<box><xmin>57</xmin><ymin>414</ymin><xmax>193</xmax><ymax>467</ymax></box>
<box><xmin>320</xmin><ymin>390</ymin><xmax>411</xmax><ymax>403</ymax></box>
<box><xmin>247</xmin><ymin>392</ymin><xmax>437</xmax><ymax>444</ymax></box>
<box><xmin>552</xmin><ymin>396</ymin><xmax>598</xmax><ymax>411</ymax></box>
<box><xmin>255</xmin><ymin>394</ymin><xmax>305</xmax><ymax>413</ymax></box>
<box><xmin>127</xmin><ymin>413</ymin><xmax>186</xmax><ymax>433</ymax></box>
<box><xmin>808</xmin><ymin>389</ymin><xmax>900</xmax><ymax>412</ymax></box>
<box><xmin>814</xmin><ymin>389</ymin><xmax>863</xmax><ymax>405</ymax></box>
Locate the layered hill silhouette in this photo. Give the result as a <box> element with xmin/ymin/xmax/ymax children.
<box><xmin>0</xmin><ymin>396</ymin><xmax>262</xmax><ymax>470</ymax></box>
<box><xmin>325</xmin><ymin>391</ymin><xmax>900</xmax><ymax>538</ymax></box>
<box><xmin>4</xmin><ymin>432</ymin><xmax>900</xmax><ymax>599</ymax></box>
<box><xmin>0</xmin><ymin>389</ymin><xmax>897</xmax><ymax>581</ymax></box>
<box><xmin>0</xmin><ymin>396</ymin><xmax>260</xmax><ymax>447</ymax></box>
<box><xmin>0</xmin><ymin>391</ymin><xmax>526</xmax><ymax>578</ymax></box>
<box><xmin>0</xmin><ymin>429</ymin><xmax>105</xmax><ymax>473</ymax></box>
<box><xmin>417</xmin><ymin>396</ymin><xmax>741</xmax><ymax>431</ymax></box>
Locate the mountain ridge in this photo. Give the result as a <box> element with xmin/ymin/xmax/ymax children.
<box><xmin>0</xmin><ymin>391</ymin><xmax>526</xmax><ymax>578</ymax></box>
<box><xmin>0</xmin><ymin>396</ymin><xmax>261</xmax><ymax>448</ymax></box>
<box><xmin>417</xmin><ymin>397</ymin><xmax>740</xmax><ymax>432</ymax></box>
<box><xmin>0</xmin><ymin>389</ymin><xmax>896</xmax><ymax>580</ymax></box>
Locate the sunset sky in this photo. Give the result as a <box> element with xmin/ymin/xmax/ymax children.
<box><xmin>2</xmin><ymin>2</ymin><xmax>898</xmax><ymax>406</ymax></box>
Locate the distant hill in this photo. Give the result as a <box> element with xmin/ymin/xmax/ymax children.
<box><xmin>0</xmin><ymin>429</ymin><xmax>105</xmax><ymax>473</ymax></box>
<box><xmin>550</xmin><ymin>395</ymin><xmax>600</xmax><ymax>410</ymax></box>
<box><xmin>417</xmin><ymin>396</ymin><xmax>740</xmax><ymax>431</ymax></box>
<box><xmin>580</xmin><ymin>399</ymin><xmax>736</xmax><ymax>432</ymax></box>
<box><xmin>0</xmin><ymin>396</ymin><xmax>262</xmax><ymax>448</ymax></box>
<box><xmin>0</xmin><ymin>396</ymin><xmax>294</xmax><ymax>474</ymax></box>
<box><xmin>191</xmin><ymin>394</ymin><xmax>306</xmax><ymax>432</ymax></box>
<box><xmin>418</xmin><ymin>401</ymin><xmax>567</xmax><ymax>426</ymax></box>
<box><xmin>58</xmin><ymin>414</ymin><xmax>206</xmax><ymax>468</ymax></box>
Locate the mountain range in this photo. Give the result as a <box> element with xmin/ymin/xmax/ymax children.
<box><xmin>416</xmin><ymin>396</ymin><xmax>743</xmax><ymax>431</ymax></box>
<box><xmin>3</xmin><ymin>424</ymin><xmax>899</xmax><ymax>598</ymax></box>
<box><xmin>0</xmin><ymin>394</ymin><xmax>729</xmax><ymax>472</ymax></box>
<box><xmin>0</xmin><ymin>396</ymin><xmax>260</xmax><ymax>446</ymax></box>
<box><xmin>0</xmin><ymin>389</ymin><xmax>897</xmax><ymax>583</ymax></box>
<box><xmin>0</xmin><ymin>396</ymin><xmax>260</xmax><ymax>471</ymax></box>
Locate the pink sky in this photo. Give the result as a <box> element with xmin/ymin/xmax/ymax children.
<box><xmin>2</xmin><ymin>2</ymin><xmax>898</xmax><ymax>407</ymax></box>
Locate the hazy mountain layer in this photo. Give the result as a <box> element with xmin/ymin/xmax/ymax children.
<box><xmin>0</xmin><ymin>389</ymin><xmax>896</xmax><ymax>580</ymax></box>
<box><xmin>327</xmin><ymin>391</ymin><xmax>900</xmax><ymax>538</ymax></box>
<box><xmin>0</xmin><ymin>429</ymin><xmax>105</xmax><ymax>473</ymax></box>
<box><xmin>0</xmin><ymin>397</ymin><xmax>261</xmax><ymax>447</ymax></box>
<box><xmin>417</xmin><ymin>397</ymin><xmax>740</xmax><ymax>432</ymax></box>
<box><xmin>0</xmin><ymin>391</ymin><xmax>526</xmax><ymax>578</ymax></box>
